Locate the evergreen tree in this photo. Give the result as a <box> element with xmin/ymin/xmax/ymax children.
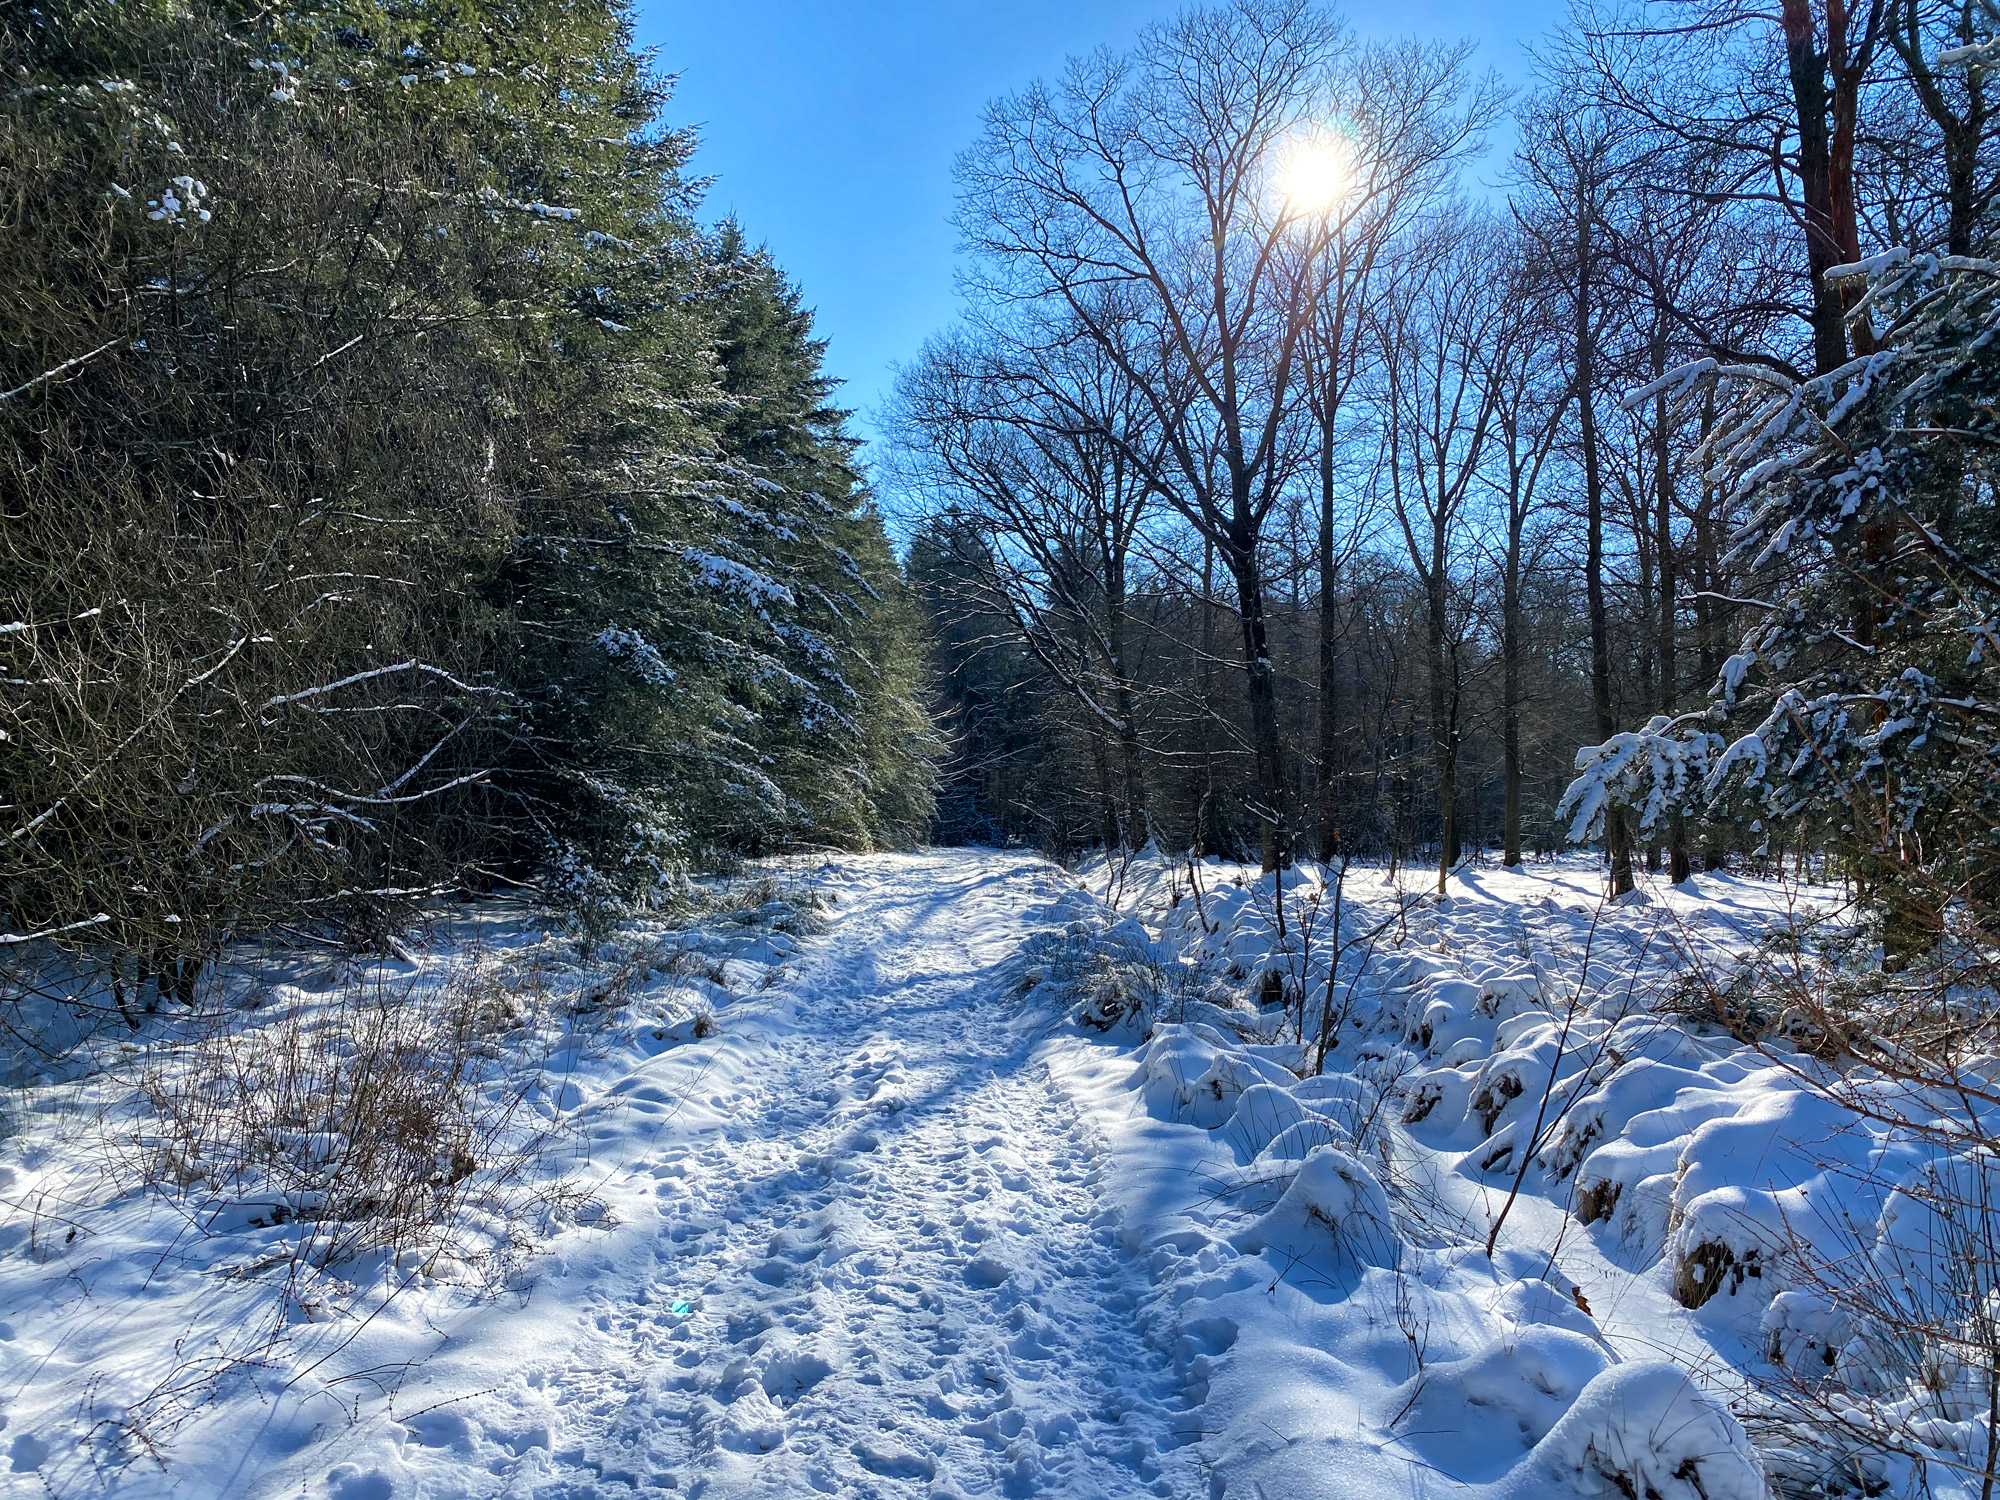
<box><xmin>1561</xmin><ymin>251</ymin><xmax>2000</xmax><ymax>958</ymax></box>
<box><xmin>517</xmin><ymin>226</ymin><xmax>935</xmax><ymax>910</ymax></box>
<box><xmin>0</xmin><ymin>0</ymin><xmax>935</xmax><ymax>964</ymax></box>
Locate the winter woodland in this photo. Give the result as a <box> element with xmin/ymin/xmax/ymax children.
<box><xmin>3</xmin><ymin>0</ymin><xmax>1998</xmax><ymax>1495</ymax></box>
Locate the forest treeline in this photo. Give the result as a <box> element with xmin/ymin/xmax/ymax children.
<box><xmin>892</xmin><ymin>0</ymin><xmax>1998</xmax><ymax>940</ymax></box>
<box><xmin>5</xmin><ymin>0</ymin><xmax>1995</xmax><ymax>987</ymax></box>
<box><xmin>1</xmin><ymin>0</ymin><xmax>934</xmax><ymax>982</ymax></box>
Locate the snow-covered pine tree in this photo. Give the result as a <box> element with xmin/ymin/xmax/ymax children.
<box><xmin>0</xmin><ymin>0</ymin><xmax>679</xmax><ymax>967</ymax></box>
<box><xmin>1560</xmin><ymin>249</ymin><xmax>2000</xmax><ymax>958</ymax></box>
<box><xmin>700</xmin><ymin>230</ymin><xmax>935</xmax><ymax>853</ymax></box>
<box><xmin>514</xmin><ymin>225</ymin><xmax>935</xmax><ymax>920</ymax></box>
<box><xmin>1</xmin><ymin>0</ymin><xmax>932</xmax><ymax>961</ymax></box>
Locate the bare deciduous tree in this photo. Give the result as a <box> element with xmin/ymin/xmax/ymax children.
<box><xmin>957</xmin><ymin>0</ymin><xmax>1350</xmax><ymax>870</ymax></box>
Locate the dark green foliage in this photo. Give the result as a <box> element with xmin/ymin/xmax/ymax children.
<box><xmin>0</xmin><ymin>0</ymin><xmax>931</xmax><ymax>962</ymax></box>
<box><xmin>908</xmin><ymin>519</ymin><xmax>1083</xmax><ymax>851</ymax></box>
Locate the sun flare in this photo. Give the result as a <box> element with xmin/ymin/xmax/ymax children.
<box><xmin>1276</xmin><ymin>136</ymin><xmax>1353</xmax><ymax>213</ymax></box>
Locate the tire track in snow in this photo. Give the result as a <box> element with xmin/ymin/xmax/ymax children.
<box><xmin>517</xmin><ymin>852</ymin><xmax>1202</xmax><ymax>1499</ymax></box>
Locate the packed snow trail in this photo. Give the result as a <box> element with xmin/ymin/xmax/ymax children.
<box><xmin>377</xmin><ymin>851</ymin><xmax>1200</xmax><ymax>1500</ymax></box>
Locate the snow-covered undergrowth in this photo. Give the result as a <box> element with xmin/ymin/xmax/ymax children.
<box><xmin>1063</xmin><ymin>848</ymin><xmax>1999</xmax><ymax>1499</ymax></box>
<box><xmin>0</xmin><ymin>873</ymin><xmax>822</xmax><ymax>1494</ymax></box>
<box><xmin>5</xmin><ymin>849</ymin><xmax>1990</xmax><ymax>1499</ymax></box>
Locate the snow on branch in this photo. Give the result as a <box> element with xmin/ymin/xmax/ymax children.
<box><xmin>258</xmin><ymin>770</ymin><xmax>491</xmax><ymax>807</ymax></box>
<box><xmin>0</xmin><ymin>339</ymin><xmax>125</xmax><ymax>403</ymax></box>
<box><xmin>0</xmin><ymin>912</ymin><xmax>111</xmax><ymax>945</ymax></box>
<box><xmin>261</xmin><ymin>660</ymin><xmax>498</xmax><ymax>713</ymax></box>
<box><xmin>682</xmin><ymin>550</ymin><xmax>797</xmax><ymax>612</ymax></box>
<box><xmin>1557</xmin><ymin>715</ymin><xmax>1721</xmax><ymax>845</ymax></box>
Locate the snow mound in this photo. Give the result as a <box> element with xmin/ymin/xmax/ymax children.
<box><xmin>1232</xmin><ymin>1144</ymin><xmax>1397</xmax><ymax>1269</ymax></box>
<box><xmin>1218</xmin><ymin>1082</ymin><xmax>1319</xmax><ymax>1162</ymax></box>
<box><xmin>1489</xmin><ymin>1276</ymin><xmax>1606</xmax><ymax>1344</ymax></box>
<box><xmin>1666</xmin><ymin>1083</ymin><xmax>1890</xmax><ymax>1308</ymax></box>
<box><xmin>1141</xmin><ymin>1024</ymin><xmax>1294</xmax><ymax>1128</ymax></box>
<box><xmin>1394</xmin><ymin>1323</ymin><xmax>1613</xmax><ymax>1465</ymax></box>
<box><xmin>1535</xmin><ymin>1361</ymin><xmax>1763</xmax><ymax>1500</ymax></box>
<box><xmin>1251</xmin><ymin>1112</ymin><xmax>1351</xmax><ymax>1166</ymax></box>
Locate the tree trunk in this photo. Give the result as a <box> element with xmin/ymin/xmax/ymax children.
<box><xmin>1894</xmin><ymin>0</ymin><xmax>1986</xmax><ymax>256</ymax></box>
<box><xmin>1228</xmin><ymin>525</ymin><xmax>1288</xmax><ymax>873</ymax></box>
<box><xmin>1693</xmin><ymin>468</ymin><xmax>1731</xmax><ymax>874</ymax></box>
<box><xmin>1316</xmin><ymin>420</ymin><xmax>1342</xmax><ymax>861</ymax></box>
<box><xmin>1428</xmin><ymin>573</ymin><xmax>1458</xmax><ymax>894</ymax></box>
<box><xmin>1091</xmin><ymin>732</ymin><xmax>1119</xmax><ymax>852</ymax></box>
<box><xmin>1103</xmin><ymin>570</ymin><xmax>1149</xmax><ymax>848</ymax></box>
<box><xmin>1652</xmin><ymin>324</ymin><xmax>1693</xmax><ymax>885</ymax></box>
<box><xmin>1198</xmin><ymin>533</ymin><xmax>1225</xmax><ymax>857</ymax></box>
<box><xmin>1116</xmin><ymin>711</ymin><xmax>1148</xmax><ymax>850</ymax></box>
<box><xmin>1502</xmin><ymin>526</ymin><xmax>1524</xmax><ymax>867</ymax></box>
<box><xmin>1781</xmin><ymin>0</ymin><xmax>1852</xmax><ymax>374</ymax></box>
<box><xmin>1576</xmin><ymin>197</ymin><xmax>1634</xmax><ymax>897</ymax></box>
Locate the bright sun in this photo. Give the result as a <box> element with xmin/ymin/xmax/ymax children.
<box><xmin>1276</xmin><ymin>137</ymin><xmax>1352</xmax><ymax>213</ymax></box>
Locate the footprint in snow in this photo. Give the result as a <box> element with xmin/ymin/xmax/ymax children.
<box><xmin>963</xmin><ymin>1253</ymin><xmax>1014</xmax><ymax>1288</ymax></box>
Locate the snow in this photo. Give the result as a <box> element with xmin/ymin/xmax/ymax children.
<box><xmin>683</xmin><ymin>549</ymin><xmax>796</xmax><ymax>611</ymax></box>
<box><xmin>1231</xmin><ymin>1142</ymin><xmax>1398</xmax><ymax>1269</ymax></box>
<box><xmin>596</xmin><ymin>624</ymin><xmax>676</xmax><ymax>685</ymax></box>
<box><xmin>1538</xmin><ymin>1360</ymin><xmax>1763</xmax><ymax>1500</ymax></box>
<box><xmin>0</xmin><ymin>848</ymin><xmax>1974</xmax><ymax>1497</ymax></box>
<box><xmin>0</xmin><ymin>855</ymin><xmax>1207</xmax><ymax>1498</ymax></box>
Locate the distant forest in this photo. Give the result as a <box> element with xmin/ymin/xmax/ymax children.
<box><xmin>890</xmin><ymin>0</ymin><xmax>1998</xmax><ymax>943</ymax></box>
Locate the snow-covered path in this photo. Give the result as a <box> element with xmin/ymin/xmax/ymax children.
<box><xmin>379</xmin><ymin>851</ymin><xmax>1198</xmax><ymax>1500</ymax></box>
<box><xmin>1</xmin><ymin>850</ymin><xmax>1813</xmax><ymax>1500</ymax></box>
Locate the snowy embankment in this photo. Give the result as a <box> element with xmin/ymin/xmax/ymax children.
<box><xmin>1071</xmin><ymin>849</ymin><xmax>1990</xmax><ymax>1500</ymax></box>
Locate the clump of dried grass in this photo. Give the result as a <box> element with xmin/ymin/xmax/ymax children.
<box><xmin>129</xmin><ymin>955</ymin><xmax>593</xmax><ymax>1283</ymax></box>
<box><xmin>703</xmin><ymin>868</ymin><xmax>834</xmax><ymax>935</ymax></box>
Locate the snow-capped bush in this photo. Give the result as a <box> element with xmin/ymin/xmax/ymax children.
<box><xmin>1013</xmin><ymin>904</ymin><xmax>1169</xmax><ymax>1031</ymax></box>
<box><xmin>1761</xmin><ymin>1289</ymin><xmax>1852</xmax><ymax>1379</ymax></box>
<box><xmin>1395</xmin><ymin>1323</ymin><xmax>1613</xmax><ymax>1454</ymax></box>
<box><xmin>1232</xmin><ymin>1143</ymin><xmax>1398</xmax><ymax>1269</ymax></box>
<box><xmin>1537</xmin><ymin>1361</ymin><xmax>1764</xmax><ymax>1500</ymax></box>
<box><xmin>1665</xmin><ymin>1085</ymin><xmax>1884</xmax><ymax>1310</ymax></box>
<box><xmin>1217</xmin><ymin>1081</ymin><xmax>1324</xmax><ymax>1162</ymax></box>
<box><xmin>1140</xmin><ymin>1023</ymin><xmax>1297</xmax><ymax>1128</ymax></box>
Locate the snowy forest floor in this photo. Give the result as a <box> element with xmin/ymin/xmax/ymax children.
<box><xmin>1</xmin><ymin>849</ymin><xmax>1869</xmax><ymax>1499</ymax></box>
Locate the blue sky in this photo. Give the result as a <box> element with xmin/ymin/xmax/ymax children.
<box><xmin>632</xmin><ymin>0</ymin><xmax>1563</xmax><ymax>460</ymax></box>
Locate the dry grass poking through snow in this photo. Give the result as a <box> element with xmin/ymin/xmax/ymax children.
<box><xmin>129</xmin><ymin>954</ymin><xmax>601</xmax><ymax>1287</ymax></box>
<box><xmin>0</xmin><ymin>867</ymin><xmax>833</xmax><ymax>1487</ymax></box>
<box><xmin>2</xmin><ymin>938</ymin><xmax>638</xmax><ymax>1464</ymax></box>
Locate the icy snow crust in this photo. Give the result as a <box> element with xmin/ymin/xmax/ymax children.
<box><xmin>0</xmin><ymin>850</ymin><xmax>1942</xmax><ymax>1498</ymax></box>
